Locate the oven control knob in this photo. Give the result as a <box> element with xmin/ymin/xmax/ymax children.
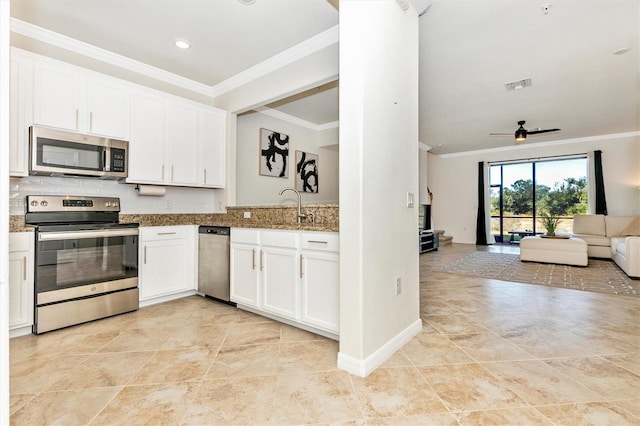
<box><xmin>40</xmin><ymin>201</ymin><xmax>48</xmax><ymax>207</ymax></box>
<box><xmin>30</xmin><ymin>200</ymin><xmax>39</xmax><ymax>207</ymax></box>
<box><xmin>112</xmin><ymin>201</ymin><xmax>119</xmax><ymax>208</ymax></box>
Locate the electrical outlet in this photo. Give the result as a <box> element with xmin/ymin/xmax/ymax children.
<box><xmin>243</xmin><ymin>211</ymin><xmax>251</xmax><ymax>219</ymax></box>
<box><xmin>165</xmin><ymin>199</ymin><xmax>172</xmax><ymax>210</ymax></box>
<box><xmin>395</xmin><ymin>277</ymin><xmax>402</xmax><ymax>295</ymax></box>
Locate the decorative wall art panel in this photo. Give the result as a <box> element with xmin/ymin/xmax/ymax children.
<box><xmin>259</xmin><ymin>128</ymin><xmax>289</xmax><ymax>178</ymax></box>
<box><xmin>296</xmin><ymin>150</ymin><xmax>318</xmax><ymax>193</ymax></box>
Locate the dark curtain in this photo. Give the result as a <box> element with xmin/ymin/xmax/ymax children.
<box><xmin>594</xmin><ymin>150</ymin><xmax>608</xmax><ymax>215</ymax></box>
<box><xmin>476</xmin><ymin>161</ymin><xmax>488</xmax><ymax>245</ymax></box>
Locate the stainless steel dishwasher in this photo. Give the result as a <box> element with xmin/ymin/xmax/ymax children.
<box><xmin>198</xmin><ymin>226</ymin><xmax>233</xmax><ymax>304</ymax></box>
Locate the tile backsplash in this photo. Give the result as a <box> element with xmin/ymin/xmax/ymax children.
<box><xmin>10</xmin><ymin>176</ymin><xmax>217</xmax><ymax>215</ymax></box>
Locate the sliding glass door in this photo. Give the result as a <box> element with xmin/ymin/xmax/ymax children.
<box><xmin>490</xmin><ymin>157</ymin><xmax>587</xmax><ymax>243</ymax></box>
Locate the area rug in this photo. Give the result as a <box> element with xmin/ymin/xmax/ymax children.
<box><xmin>437</xmin><ymin>251</ymin><xmax>639</xmax><ymax>297</ymax></box>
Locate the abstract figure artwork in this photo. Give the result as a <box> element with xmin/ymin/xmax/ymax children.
<box><xmin>295</xmin><ymin>151</ymin><xmax>318</xmax><ymax>193</ymax></box>
<box><xmin>259</xmin><ymin>128</ymin><xmax>289</xmax><ymax>178</ymax></box>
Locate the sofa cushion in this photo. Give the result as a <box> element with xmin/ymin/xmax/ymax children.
<box><xmin>610</xmin><ymin>237</ymin><xmax>626</xmax><ymax>255</ymax></box>
<box><xmin>605</xmin><ymin>216</ymin><xmax>638</xmax><ymax>237</ymax></box>
<box><xmin>573</xmin><ymin>214</ymin><xmax>606</xmax><ymax>236</ymax></box>
<box><xmin>572</xmin><ymin>233</ymin><xmax>611</xmax><ymax>247</ymax></box>
<box><xmin>618</xmin><ymin>216</ymin><xmax>640</xmax><ymax>236</ymax></box>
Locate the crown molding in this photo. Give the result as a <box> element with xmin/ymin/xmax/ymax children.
<box><xmin>11</xmin><ymin>18</ymin><xmax>214</xmax><ymax>96</ymax></box>
<box><xmin>438</xmin><ymin>131</ymin><xmax>640</xmax><ymax>158</ymax></box>
<box><xmin>211</xmin><ymin>25</ymin><xmax>339</xmax><ymax>98</ymax></box>
<box><xmin>256</xmin><ymin>107</ymin><xmax>338</xmax><ymax>131</ymax></box>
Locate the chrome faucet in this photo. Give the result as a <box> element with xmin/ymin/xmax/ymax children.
<box><xmin>279</xmin><ymin>187</ymin><xmax>306</xmax><ymax>223</ymax></box>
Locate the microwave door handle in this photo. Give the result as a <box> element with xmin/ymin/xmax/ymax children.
<box><xmin>38</xmin><ymin>228</ymin><xmax>139</xmax><ymax>241</ymax></box>
<box><xmin>103</xmin><ymin>149</ymin><xmax>109</xmax><ymax>172</ymax></box>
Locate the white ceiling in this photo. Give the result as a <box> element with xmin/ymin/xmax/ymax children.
<box><xmin>10</xmin><ymin>0</ymin><xmax>640</xmax><ymax>154</ymax></box>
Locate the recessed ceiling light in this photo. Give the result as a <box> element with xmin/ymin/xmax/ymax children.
<box><xmin>613</xmin><ymin>47</ymin><xmax>630</xmax><ymax>55</ymax></box>
<box><xmin>238</xmin><ymin>0</ymin><xmax>256</xmax><ymax>5</ymax></box>
<box><xmin>174</xmin><ymin>38</ymin><xmax>191</xmax><ymax>49</ymax></box>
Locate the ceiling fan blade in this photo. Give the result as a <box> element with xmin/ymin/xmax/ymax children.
<box><xmin>527</xmin><ymin>128</ymin><xmax>560</xmax><ymax>135</ymax></box>
<box><xmin>489</xmin><ymin>132</ymin><xmax>513</xmax><ymax>136</ymax></box>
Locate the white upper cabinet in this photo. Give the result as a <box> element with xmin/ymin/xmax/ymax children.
<box><xmin>168</xmin><ymin>100</ymin><xmax>200</xmax><ymax>185</ymax></box>
<box><xmin>127</xmin><ymin>93</ymin><xmax>227</xmax><ymax>188</ymax></box>
<box><xmin>9</xmin><ymin>52</ymin><xmax>33</xmax><ymax>176</ymax></box>
<box><xmin>200</xmin><ymin>107</ymin><xmax>227</xmax><ymax>188</ymax></box>
<box><xmin>33</xmin><ymin>60</ymin><xmax>82</xmax><ymax>132</ymax></box>
<box><xmin>33</xmin><ymin>59</ymin><xmax>129</xmax><ymax>139</ymax></box>
<box><xmin>128</xmin><ymin>90</ymin><xmax>167</xmax><ymax>184</ymax></box>
<box><xmin>86</xmin><ymin>76</ymin><xmax>129</xmax><ymax>139</ymax></box>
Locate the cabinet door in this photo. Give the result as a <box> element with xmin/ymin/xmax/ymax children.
<box><xmin>300</xmin><ymin>251</ymin><xmax>339</xmax><ymax>333</ymax></box>
<box><xmin>140</xmin><ymin>239</ymin><xmax>189</xmax><ymax>300</ymax></box>
<box><xmin>128</xmin><ymin>91</ymin><xmax>167</xmax><ymax>183</ymax></box>
<box><xmin>230</xmin><ymin>243</ymin><xmax>260</xmax><ymax>308</ymax></box>
<box><xmin>168</xmin><ymin>101</ymin><xmax>199</xmax><ymax>185</ymax></box>
<box><xmin>87</xmin><ymin>76</ymin><xmax>129</xmax><ymax>139</ymax></box>
<box><xmin>33</xmin><ymin>61</ymin><xmax>82</xmax><ymax>131</ymax></box>
<box><xmin>9</xmin><ymin>54</ymin><xmax>33</xmax><ymax>176</ymax></box>
<box><xmin>200</xmin><ymin>108</ymin><xmax>226</xmax><ymax>187</ymax></box>
<box><xmin>261</xmin><ymin>246</ymin><xmax>299</xmax><ymax>320</ymax></box>
<box><xmin>9</xmin><ymin>233</ymin><xmax>34</xmax><ymax>330</ymax></box>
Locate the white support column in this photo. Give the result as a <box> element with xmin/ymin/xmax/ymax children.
<box><xmin>0</xmin><ymin>0</ymin><xmax>11</xmax><ymax>422</ymax></box>
<box><xmin>338</xmin><ymin>0</ymin><xmax>421</xmax><ymax>376</ymax></box>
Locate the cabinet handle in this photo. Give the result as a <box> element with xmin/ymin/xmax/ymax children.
<box><xmin>157</xmin><ymin>232</ymin><xmax>177</xmax><ymax>235</ymax></box>
<box><xmin>144</xmin><ymin>246</ymin><xmax>147</xmax><ymax>265</ymax></box>
<box><xmin>260</xmin><ymin>250</ymin><xmax>264</xmax><ymax>271</ymax></box>
<box><xmin>89</xmin><ymin>112</ymin><xmax>93</xmax><ymax>131</ymax></box>
<box><xmin>162</xmin><ymin>164</ymin><xmax>165</xmax><ymax>181</ymax></box>
<box><xmin>23</xmin><ymin>256</ymin><xmax>27</xmax><ymax>281</ymax></box>
<box><xmin>300</xmin><ymin>254</ymin><xmax>303</xmax><ymax>278</ymax></box>
<box><xmin>171</xmin><ymin>165</ymin><xmax>174</xmax><ymax>181</ymax></box>
<box><xmin>252</xmin><ymin>248</ymin><xmax>256</xmax><ymax>270</ymax></box>
<box><xmin>204</xmin><ymin>169</ymin><xmax>207</xmax><ymax>184</ymax></box>
<box><xmin>307</xmin><ymin>240</ymin><xmax>328</xmax><ymax>244</ymax></box>
<box><xmin>75</xmin><ymin>109</ymin><xmax>79</xmax><ymax>130</ymax></box>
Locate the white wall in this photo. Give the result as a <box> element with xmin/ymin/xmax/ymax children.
<box><xmin>339</xmin><ymin>0</ymin><xmax>420</xmax><ymax>375</ymax></box>
<box><xmin>9</xmin><ymin>176</ymin><xmax>218</xmax><ymax>215</ymax></box>
<box><xmin>428</xmin><ymin>135</ymin><xmax>640</xmax><ymax>244</ymax></box>
<box><xmin>235</xmin><ymin>112</ymin><xmax>338</xmax><ymax>205</ymax></box>
<box><xmin>1</xmin><ymin>0</ymin><xmax>10</xmax><ymax>421</ymax></box>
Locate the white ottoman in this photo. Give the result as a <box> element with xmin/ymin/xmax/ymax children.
<box><xmin>520</xmin><ymin>236</ymin><xmax>588</xmax><ymax>266</ymax></box>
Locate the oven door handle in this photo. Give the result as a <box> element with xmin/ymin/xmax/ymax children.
<box><xmin>38</xmin><ymin>228</ymin><xmax>139</xmax><ymax>241</ymax></box>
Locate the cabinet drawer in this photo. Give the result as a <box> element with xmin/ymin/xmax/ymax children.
<box><xmin>231</xmin><ymin>228</ymin><xmax>260</xmax><ymax>245</ymax></box>
<box><xmin>140</xmin><ymin>226</ymin><xmax>191</xmax><ymax>241</ymax></box>
<box><xmin>300</xmin><ymin>232</ymin><xmax>339</xmax><ymax>252</ymax></box>
<box><xmin>9</xmin><ymin>233</ymin><xmax>33</xmax><ymax>251</ymax></box>
<box><xmin>261</xmin><ymin>230</ymin><xmax>298</xmax><ymax>248</ymax></box>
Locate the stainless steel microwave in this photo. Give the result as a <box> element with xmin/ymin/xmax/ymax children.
<box><xmin>29</xmin><ymin>126</ymin><xmax>128</xmax><ymax>179</ymax></box>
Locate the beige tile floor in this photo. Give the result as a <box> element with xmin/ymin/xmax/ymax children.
<box><xmin>9</xmin><ymin>243</ymin><xmax>640</xmax><ymax>425</ymax></box>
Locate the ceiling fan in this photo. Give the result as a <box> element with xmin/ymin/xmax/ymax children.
<box><xmin>490</xmin><ymin>120</ymin><xmax>561</xmax><ymax>144</ymax></box>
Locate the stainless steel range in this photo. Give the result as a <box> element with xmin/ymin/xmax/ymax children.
<box><xmin>26</xmin><ymin>195</ymin><xmax>139</xmax><ymax>334</ymax></box>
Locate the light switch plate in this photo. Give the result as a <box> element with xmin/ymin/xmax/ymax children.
<box><xmin>406</xmin><ymin>192</ymin><xmax>415</xmax><ymax>208</ymax></box>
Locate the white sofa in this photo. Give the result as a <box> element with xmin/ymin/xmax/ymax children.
<box><xmin>572</xmin><ymin>214</ymin><xmax>640</xmax><ymax>278</ymax></box>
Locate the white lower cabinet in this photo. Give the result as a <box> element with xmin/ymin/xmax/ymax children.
<box><xmin>139</xmin><ymin>226</ymin><xmax>196</xmax><ymax>304</ymax></box>
<box><xmin>231</xmin><ymin>228</ymin><xmax>339</xmax><ymax>336</ymax></box>
<box><xmin>9</xmin><ymin>232</ymin><xmax>35</xmax><ymax>335</ymax></box>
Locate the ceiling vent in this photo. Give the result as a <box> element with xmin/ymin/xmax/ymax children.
<box><xmin>504</xmin><ymin>78</ymin><xmax>532</xmax><ymax>91</ymax></box>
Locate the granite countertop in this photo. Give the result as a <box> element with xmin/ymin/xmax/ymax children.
<box><xmin>10</xmin><ymin>208</ymin><xmax>339</xmax><ymax>233</ymax></box>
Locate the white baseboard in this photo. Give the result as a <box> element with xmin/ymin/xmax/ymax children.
<box><xmin>9</xmin><ymin>325</ymin><xmax>32</xmax><ymax>338</ymax></box>
<box><xmin>337</xmin><ymin>318</ymin><xmax>422</xmax><ymax>377</ymax></box>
